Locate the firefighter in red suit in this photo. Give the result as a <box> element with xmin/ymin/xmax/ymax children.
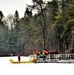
<box><xmin>45</xmin><ymin>50</ymin><xmax>49</xmax><ymax>55</ymax></box>
<box><xmin>35</xmin><ymin>50</ymin><xmax>40</xmax><ymax>56</ymax></box>
<box><xmin>18</xmin><ymin>53</ymin><xmax>21</xmax><ymax>61</ymax></box>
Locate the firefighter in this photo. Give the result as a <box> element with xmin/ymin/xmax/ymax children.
<box><xmin>18</xmin><ymin>53</ymin><xmax>21</xmax><ymax>61</ymax></box>
<box><xmin>41</xmin><ymin>50</ymin><xmax>46</xmax><ymax>60</ymax></box>
<box><xmin>35</xmin><ymin>50</ymin><xmax>40</xmax><ymax>56</ymax></box>
<box><xmin>45</xmin><ymin>50</ymin><xmax>49</xmax><ymax>55</ymax></box>
<box><xmin>33</xmin><ymin>50</ymin><xmax>36</xmax><ymax>55</ymax></box>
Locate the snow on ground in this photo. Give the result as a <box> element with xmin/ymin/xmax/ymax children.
<box><xmin>0</xmin><ymin>56</ymin><xmax>74</xmax><ymax>75</ymax></box>
<box><xmin>0</xmin><ymin>56</ymin><xmax>30</xmax><ymax>64</ymax></box>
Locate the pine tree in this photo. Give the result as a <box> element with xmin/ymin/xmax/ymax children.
<box><xmin>14</xmin><ymin>10</ymin><xmax>19</xmax><ymax>52</ymax></box>
<box><xmin>0</xmin><ymin>11</ymin><xmax>4</xmax><ymax>22</ymax></box>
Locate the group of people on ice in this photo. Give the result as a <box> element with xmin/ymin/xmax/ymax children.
<box><xmin>32</xmin><ymin>49</ymin><xmax>59</xmax><ymax>61</ymax></box>
<box><xmin>32</xmin><ymin>49</ymin><xmax>58</xmax><ymax>56</ymax></box>
<box><xmin>17</xmin><ymin>49</ymin><xmax>59</xmax><ymax>62</ymax></box>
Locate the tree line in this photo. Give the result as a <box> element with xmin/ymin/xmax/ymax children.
<box><xmin>0</xmin><ymin>0</ymin><xmax>74</xmax><ymax>56</ymax></box>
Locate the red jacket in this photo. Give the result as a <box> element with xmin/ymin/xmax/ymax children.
<box><xmin>45</xmin><ymin>50</ymin><xmax>49</xmax><ymax>55</ymax></box>
<box><xmin>35</xmin><ymin>50</ymin><xmax>39</xmax><ymax>55</ymax></box>
<box><xmin>18</xmin><ymin>53</ymin><xmax>20</xmax><ymax>57</ymax></box>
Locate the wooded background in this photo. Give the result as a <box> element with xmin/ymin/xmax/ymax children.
<box><xmin>0</xmin><ymin>0</ymin><xmax>74</xmax><ymax>56</ymax></box>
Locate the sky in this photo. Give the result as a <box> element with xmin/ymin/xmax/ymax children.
<box><xmin>0</xmin><ymin>0</ymin><xmax>50</xmax><ymax>18</ymax></box>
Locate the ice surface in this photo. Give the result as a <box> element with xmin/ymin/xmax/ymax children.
<box><xmin>0</xmin><ymin>56</ymin><xmax>74</xmax><ymax>75</ymax></box>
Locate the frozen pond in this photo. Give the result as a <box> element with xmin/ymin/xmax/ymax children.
<box><xmin>0</xmin><ymin>56</ymin><xmax>74</xmax><ymax>75</ymax></box>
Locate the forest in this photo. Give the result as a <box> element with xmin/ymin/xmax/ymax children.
<box><xmin>0</xmin><ymin>0</ymin><xmax>74</xmax><ymax>56</ymax></box>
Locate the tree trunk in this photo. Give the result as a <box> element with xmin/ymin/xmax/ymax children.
<box><xmin>40</xmin><ymin>4</ymin><xmax>47</xmax><ymax>49</ymax></box>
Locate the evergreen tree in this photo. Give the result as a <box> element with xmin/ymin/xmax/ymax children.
<box><xmin>0</xmin><ymin>11</ymin><xmax>4</xmax><ymax>22</ymax></box>
<box><xmin>24</xmin><ymin>8</ymin><xmax>32</xmax><ymax>17</ymax></box>
<box><xmin>14</xmin><ymin>10</ymin><xmax>19</xmax><ymax>52</ymax></box>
